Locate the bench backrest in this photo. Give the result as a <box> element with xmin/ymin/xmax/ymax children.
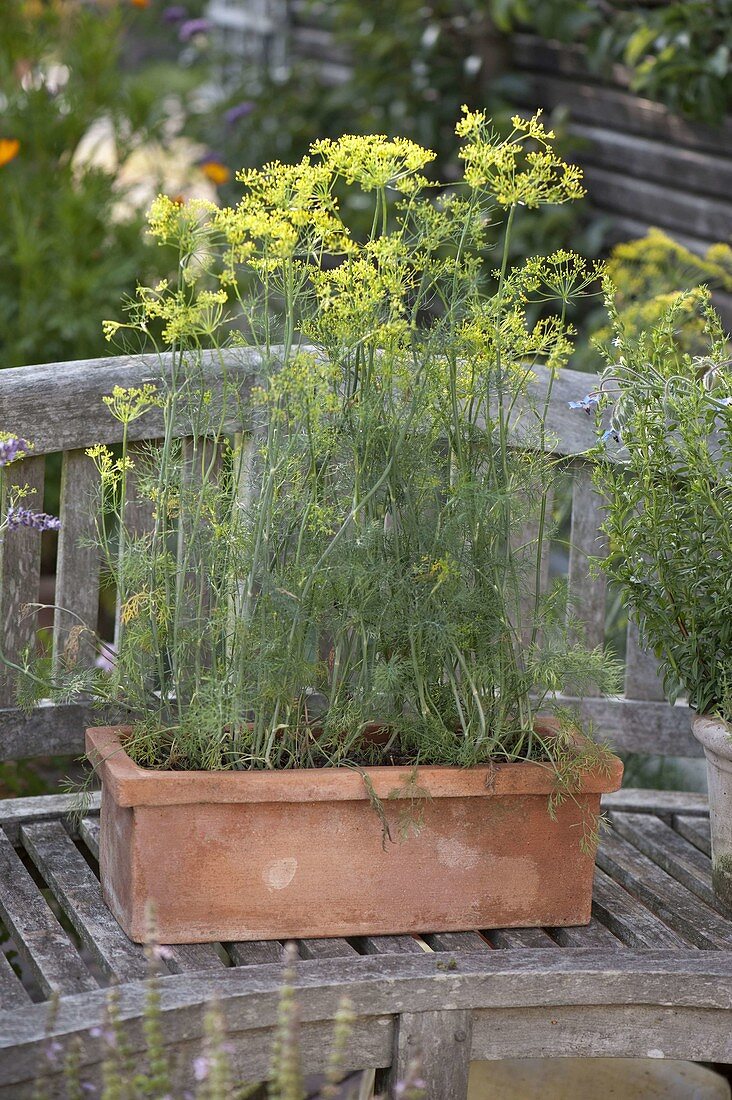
<box><xmin>0</xmin><ymin>351</ymin><xmax>697</xmax><ymax>763</ymax></box>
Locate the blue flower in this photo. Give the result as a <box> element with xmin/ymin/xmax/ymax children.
<box><xmin>600</xmin><ymin>428</ymin><xmax>620</xmax><ymax>444</ymax></box>
<box><xmin>0</xmin><ymin>436</ymin><xmax>31</xmax><ymax>466</ymax></box>
<box><xmin>224</xmin><ymin>101</ymin><xmax>255</xmax><ymax>126</ymax></box>
<box><xmin>162</xmin><ymin>5</ymin><xmax>187</xmax><ymax>23</ymax></box>
<box><xmin>568</xmin><ymin>394</ymin><xmax>600</xmax><ymax>415</ymax></box>
<box><xmin>6</xmin><ymin>506</ymin><xmax>61</xmax><ymax>531</ymax></box>
<box><xmin>179</xmin><ymin>17</ymin><xmax>213</xmax><ymax>41</ymax></box>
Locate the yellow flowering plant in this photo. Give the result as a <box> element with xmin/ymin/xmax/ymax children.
<box><xmin>24</xmin><ymin>111</ymin><xmax>620</xmax><ymax>779</ymax></box>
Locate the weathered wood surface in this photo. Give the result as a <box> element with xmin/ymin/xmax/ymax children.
<box><xmin>590</xmin><ymin>867</ymin><xmax>686</xmax><ymax>950</ymax></box>
<box><xmin>0</xmin><ymin>349</ymin><xmax>261</xmax><ymax>456</ymax></box>
<box><xmin>0</xmin><ymin>352</ymin><xmax>605</xmax><ymax>459</ymax></box>
<box><xmin>375</xmin><ymin>1009</ymin><xmax>472</xmax><ymax>1100</ymax></box>
<box><xmin>0</xmin><ymin>831</ymin><xmax>97</xmax><ymax>997</ymax></box>
<box><xmin>512</xmin><ymin>34</ymin><xmax>732</xmax><ymax>156</ymax></box>
<box><xmin>0</xmin><ymin>950</ymin><xmax>29</xmax><ymax>1010</ymax></box>
<box><xmin>53</xmin><ymin>450</ymin><xmax>100</xmax><ymax>670</ymax></box>
<box><xmin>603</xmin><ymin>788</ymin><xmax>708</xmax><ymax>816</ymax></box>
<box><xmin>674</xmin><ymin>813</ymin><xmax>712</xmax><ymax>857</ymax></box>
<box><xmin>0</xmin><ymin>790</ymin><xmax>100</xmax><ymax>844</ymax></box>
<box><xmin>624</xmin><ymin>621</ymin><xmax>665</xmax><ymax>702</ymax></box>
<box><xmin>0</xmin><ymin>703</ymin><xmax>97</xmax><ymax>762</ymax></box>
<box><xmin>5</xmin><ymin>950</ymin><xmax>732</xmax><ymax>1090</ymax></box>
<box><xmin>21</xmin><ymin>820</ymin><xmax>151</xmax><ymax>983</ymax></box>
<box><xmin>610</xmin><ymin>812</ymin><xmax>719</xmax><ymax>912</ymax></box>
<box><xmin>0</xmin><ymin>454</ymin><xmax>45</xmax><ymax>707</ymax></box>
<box><xmin>567</xmin><ymin>464</ymin><xmax>607</xmax><ymax>660</ymax></box>
<box><xmin>3</xmin><ymin>798</ymin><xmax>732</xmax><ymax>1093</ymax></box>
<box><xmin>564</xmin><ymin>695</ymin><xmax>697</xmax><ymax>756</ymax></box>
<box><xmin>598</xmin><ymin>831</ymin><xmax>732</xmax><ymax>949</ymax></box>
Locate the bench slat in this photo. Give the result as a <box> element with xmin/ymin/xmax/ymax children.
<box><xmin>375</xmin><ymin>1008</ymin><xmax>472</xmax><ymax>1100</ymax></box>
<box><xmin>603</xmin><ymin>789</ymin><xmax>707</xmax><ymax>816</ymax></box>
<box><xmin>591</xmin><ymin>867</ymin><xmax>686</xmax><ymax>949</ymax></box>
<box><xmin>298</xmin><ymin>938</ymin><xmax>358</xmax><ymax>959</ymax></box>
<box><xmin>0</xmin><ymin>791</ymin><xmax>99</xmax><ymax>845</ymax></box>
<box><xmin>228</xmin><ymin>941</ymin><xmax>284</xmax><ymax>966</ymax></box>
<box><xmin>72</xmin><ymin>817</ymin><xmax>225</xmax><ymax>975</ymax></box>
<box><xmin>423</xmin><ymin>932</ymin><xmax>492</xmax><ymax>953</ymax></box>
<box><xmin>549</xmin><ymin>920</ymin><xmax>620</xmax><ymax>948</ymax></box>
<box><xmin>488</xmin><ymin>928</ymin><xmax>556</xmax><ymax>949</ymax></box>
<box><xmin>597</xmin><ymin>831</ymin><xmax>732</xmax><ymax>949</ymax></box>
<box><xmin>355</xmin><ymin>935</ymin><xmax>428</xmax><ymax>955</ymax></box>
<box><xmin>0</xmin><ymin>455</ymin><xmax>45</xmax><ymax>708</ymax></box>
<box><xmin>611</xmin><ymin>812</ymin><xmax>719</xmax><ymax>912</ymax></box>
<box><xmin>53</xmin><ymin>450</ymin><xmax>100</xmax><ymax>670</ymax></box>
<box><xmin>624</xmin><ymin>621</ymin><xmax>665</xmax><ymax>702</ymax></box>
<box><xmin>0</xmin><ymin>831</ymin><xmax>96</xmax><ymax>996</ymax></box>
<box><xmin>20</xmin><ymin>820</ymin><xmax>150</xmax><ymax>983</ymax></box>
<box><xmin>567</xmin><ymin>464</ymin><xmax>607</xmax><ymax>662</ymax></box>
<box><xmin>674</xmin><ymin>814</ymin><xmax>712</xmax><ymax>858</ymax></box>
<box><xmin>0</xmin><ymin>951</ymin><xmax>30</xmax><ymax>1010</ymax></box>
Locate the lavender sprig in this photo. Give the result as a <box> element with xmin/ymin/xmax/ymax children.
<box><xmin>0</xmin><ymin>436</ymin><xmax>31</xmax><ymax>466</ymax></box>
<box><xmin>6</xmin><ymin>506</ymin><xmax>61</xmax><ymax>531</ymax></box>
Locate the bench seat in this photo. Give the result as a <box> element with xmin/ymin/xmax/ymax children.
<box><xmin>0</xmin><ymin>788</ymin><xmax>730</xmax><ymax>1098</ymax></box>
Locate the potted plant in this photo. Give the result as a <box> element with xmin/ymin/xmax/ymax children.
<box><xmin>13</xmin><ymin>111</ymin><xmax>623</xmax><ymax>943</ymax></box>
<box><xmin>579</xmin><ymin>286</ymin><xmax>732</xmax><ymax>908</ymax></box>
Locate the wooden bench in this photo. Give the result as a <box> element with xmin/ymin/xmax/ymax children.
<box><xmin>1</xmin><ymin>352</ymin><xmax>728</xmax><ymax>1098</ymax></box>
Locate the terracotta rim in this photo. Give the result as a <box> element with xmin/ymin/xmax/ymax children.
<box><xmin>86</xmin><ymin>725</ymin><xmax>623</xmax><ymax>808</ymax></box>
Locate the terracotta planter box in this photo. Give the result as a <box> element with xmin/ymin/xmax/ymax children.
<box><xmin>86</xmin><ymin>726</ymin><xmax>623</xmax><ymax>944</ymax></box>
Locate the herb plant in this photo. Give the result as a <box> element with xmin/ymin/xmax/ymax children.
<box><xmin>585</xmin><ymin>287</ymin><xmax>732</xmax><ymax>719</ymax></box>
<box><xmin>17</xmin><ymin>111</ymin><xmax>618</xmax><ymax>777</ymax></box>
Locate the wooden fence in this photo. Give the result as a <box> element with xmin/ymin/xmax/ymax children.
<box><xmin>0</xmin><ymin>351</ymin><xmax>697</xmax><ymax>765</ymax></box>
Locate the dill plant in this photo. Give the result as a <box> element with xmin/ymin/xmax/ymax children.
<box><xmin>20</xmin><ymin>110</ymin><xmax>619</xmax><ymax>776</ymax></box>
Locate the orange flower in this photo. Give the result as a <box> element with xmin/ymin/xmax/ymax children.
<box><xmin>0</xmin><ymin>139</ymin><xmax>20</xmax><ymax>168</ymax></box>
<box><xmin>201</xmin><ymin>160</ymin><xmax>230</xmax><ymax>186</ymax></box>
<box><xmin>130</xmin><ymin>0</ymin><xmax>151</xmax><ymax>8</ymax></box>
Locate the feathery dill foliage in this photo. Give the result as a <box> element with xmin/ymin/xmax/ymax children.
<box><xmin>589</xmin><ymin>285</ymin><xmax>732</xmax><ymax>720</ymax></box>
<box><xmin>23</xmin><ymin>110</ymin><xmax>619</xmax><ymax>773</ymax></box>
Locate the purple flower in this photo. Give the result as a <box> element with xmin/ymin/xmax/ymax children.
<box><xmin>179</xmin><ymin>17</ymin><xmax>213</xmax><ymax>41</ymax></box>
<box><xmin>712</xmin><ymin>396</ymin><xmax>732</xmax><ymax>407</ymax></box>
<box><xmin>224</xmin><ymin>101</ymin><xmax>254</xmax><ymax>125</ymax></box>
<box><xmin>0</xmin><ymin>436</ymin><xmax>31</xmax><ymax>466</ymax></box>
<box><xmin>568</xmin><ymin>394</ymin><xmax>600</xmax><ymax>415</ymax></box>
<box><xmin>44</xmin><ymin>1039</ymin><xmax>64</xmax><ymax>1067</ymax></box>
<box><xmin>95</xmin><ymin>643</ymin><xmax>117</xmax><ymax>673</ymax></box>
<box><xmin>149</xmin><ymin>943</ymin><xmax>175</xmax><ymax>961</ymax></box>
<box><xmin>193</xmin><ymin>1056</ymin><xmax>210</xmax><ymax>1082</ymax></box>
<box><xmin>90</xmin><ymin>1025</ymin><xmax>116</xmax><ymax>1047</ymax></box>
<box><xmin>6</xmin><ymin>506</ymin><xmax>61</xmax><ymax>531</ymax></box>
<box><xmin>162</xmin><ymin>4</ymin><xmax>187</xmax><ymax>22</ymax></box>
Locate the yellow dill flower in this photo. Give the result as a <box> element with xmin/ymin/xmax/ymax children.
<box><xmin>457</xmin><ymin>107</ymin><xmax>585</xmax><ymax>208</ymax></box>
<box><xmin>102</xmin><ymin>384</ymin><xmax>161</xmax><ymax>424</ymax></box>
<box><xmin>311</xmin><ymin>133</ymin><xmax>435</xmax><ymax>192</ymax></box>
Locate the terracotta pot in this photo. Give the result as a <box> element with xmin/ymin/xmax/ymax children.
<box><xmin>692</xmin><ymin>715</ymin><xmax>732</xmax><ymax>910</ymax></box>
<box><xmin>86</xmin><ymin>725</ymin><xmax>623</xmax><ymax>944</ymax></box>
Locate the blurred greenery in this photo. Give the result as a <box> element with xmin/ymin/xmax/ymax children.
<box><xmin>0</xmin><ymin>0</ymin><xmax>198</xmax><ymax>369</ymax></box>
<box><xmin>490</xmin><ymin>0</ymin><xmax>732</xmax><ymax>126</ymax></box>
